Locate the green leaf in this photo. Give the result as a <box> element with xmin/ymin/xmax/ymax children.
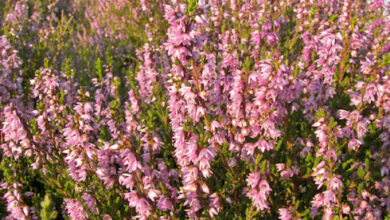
<box><xmin>59</xmin><ymin>90</ymin><xmax>65</xmax><ymax>105</ymax></box>
<box><xmin>40</xmin><ymin>194</ymin><xmax>58</xmax><ymax>220</ymax></box>
<box><xmin>357</xmin><ymin>166</ymin><xmax>365</xmax><ymax>179</ymax></box>
<box><xmin>96</xmin><ymin>58</ymin><xmax>102</xmax><ymax>79</ymax></box>
<box><xmin>186</xmin><ymin>0</ymin><xmax>198</xmax><ymax>16</ymax></box>
<box><xmin>276</xmin><ymin>138</ymin><xmax>284</xmax><ymax>151</ymax></box>
<box><xmin>365</xmin><ymin>159</ymin><xmax>370</xmax><ymax>171</ymax></box>
<box><xmin>329</xmin><ymin>117</ymin><xmax>337</xmax><ymax>129</ymax></box>
<box><xmin>260</xmin><ymin>160</ymin><xmax>267</xmax><ymax>173</ymax></box>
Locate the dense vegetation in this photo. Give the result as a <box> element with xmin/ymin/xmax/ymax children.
<box><xmin>0</xmin><ymin>0</ymin><xmax>390</xmax><ymax>219</ymax></box>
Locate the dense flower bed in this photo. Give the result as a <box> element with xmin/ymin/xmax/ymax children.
<box><xmin>0</xmin><ymin>0</ymin><xmax>390</xmax><ymax>219</ymax></box>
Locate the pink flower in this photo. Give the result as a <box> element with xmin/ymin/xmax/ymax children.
<box><xmin>228</xmin><ymin>157</ymin><xmax>237</xmax><ymax>167</ymax></box>
<box><xmin>323</xmin><ymin>190</ymin><xmax>336</xmax><ymax>206</ymax></box>
<box><xmin>342</xmin><ymin>204</ymin><xmax>350</xmax><ymax>214</ymax></box>
<box><xmin>4</xmin><ymin>189</ymin><xmax>30</xmax><ymax>220</ymax></box>
<box><xmin>258</xmin><ymin>179</ymin><xmax>272</xmax><ymax>200</ymax></box>
<box><xmin>197</xmin><ymin>147</ymin><xmax>217</xmax><ymax>178</ymax></box>
<box><xmin>364</xmin><ymin>83</ymin><xmax>377</xmax><ymax>103</ymax></box>
<box><xmin>258</xmin><ymin>61</ymin><xmax>273</xmax><ymax>78</ymax></box>
<box><xmin>324</xmin><ymin>149</ymin><xmax>337</xmax><ymax>161</ymax></box>
<box><xmin>147</xmin><ymin>189</ymin><xmax>161</xmax><ymax>202</ymax></box>
<box><xmin>1</xmin><ymin>106</ymin><xmax>30</xmax><ymax>159</ymax></box>
<box><xmin>266</xmin><ymin>32</ymin><xmax>280</xmax><ymax>47</ymax></box>
<box><xmin>208</xmin><ymin>193</ymin><xmax>220</xmax><ymax>217</ymax></box>
<box><xmin>337</xmin><ymin>109</ymin><xmax>349</xmax><ymax>120</ymax></box>
<box><xmin>82</xmin><ymin>193</ymin><xmax>97</xmax><ymax>213</ymax></box>
<box><xmin>329</xmin><ymin>176</ymin><xmax>343</xmax><ymax>191</ymax></box>
<box><xmin>347</xmin><ymin>110</ymin><xmax>361</xmax><ymax>126</ymax></box>
<box><xmin>323</xmin><ymin>207</ymin><xmax>333</xmax><ymax>220</ymax></box>
<box><xmin>247</xmin><ymin>188</ymin><xmax>269</xmax><ymax>211</ymax></box>
<box><xmin>276</xmin><ymin>163</ymin><xmax>285</xmax><ymax>172</ymax></box>
<box><xmin>124</xmin><ymin>192</ymin><xmax>151</xmax><ymax>218</ymax></box>
<box><xmin>261</xmin><ymin>120</ymin><xmax>282</xmax><ymax>139</ymax></box>
<box><xmin>182</xmin><ymin>167</ymin><xmax>199</xmax><ymax>186</ymax></box>
<box><xmin>312</xmin><ymin>193</ymin><xmax>324</xmax><ymax>208</ymax></box>
<box><xmin>278</xmin><ymin>208</ymin><xmax>292</xmax><ymax>220</ymax></box>
<box><xmin>256</xmin><ymin>139</ymin><xmax>274</xmax><ymax>152</ymax></box>
<box><xmin>64</xmin><ymin>199</ymin><xmax>88</xmax><ymax>220</ymax></box>
<box><xmin>186</xmin><ymin>135</ymin><xmax>198</xmax><ymax>163</ymax></box>
<box><xmin>157</xmin><ymin>196</ymin><xmax>173</xmax><ymax>211</ymax></box>
<box><xmin>251</xmin><ymin>30</ymin><xmax>260</xmax><ymax>47</ymax></box>
<box><xmin>356</xmin><ymin>119</ymin><xmax>368</xmax><ymax>139</ymax></box>
<box><xmin>246</xmin><ymin>172</ymin><xmax>261</xmax><ymax>188</ymax></box>
<box><xmin>348</xmin><ymin>138</ymin><xmax>363</xmax><ymax>150</ymax></box>
<box><xmin>281</xmin><ymin>169</ymin><xmax>294</xmax><ymax>179</ymax></box>
<box><xmin>121</xmin><ymin>150</ymin><xmax>141</xmax><ymax>172</ymax></box>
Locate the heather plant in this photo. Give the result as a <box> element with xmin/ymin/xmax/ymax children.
<box><xmin>1</xmin><ymin>0</ymin><xmax>390</xmax><ymax>219</ymax></box>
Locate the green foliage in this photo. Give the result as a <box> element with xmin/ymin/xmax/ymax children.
<box><xmin>40</xmin><ymin>194</ymin><xmax>58</xmax><ymax>220</ymax></box>
<box><xmin>0</xmin><ymin>0</ymin><xmax>389</xmax><ymax>219</ymax></box>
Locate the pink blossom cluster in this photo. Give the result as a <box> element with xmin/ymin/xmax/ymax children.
<box><xmin>0</xmin><ymin>0</ymin><xmax>390</xmax><ymax>219</ymax></box>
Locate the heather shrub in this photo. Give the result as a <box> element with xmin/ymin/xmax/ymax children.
<box><xmin>0</xmin><ymin>0</ymin><xmax>390</xmax><ymax>219</ymax></box>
